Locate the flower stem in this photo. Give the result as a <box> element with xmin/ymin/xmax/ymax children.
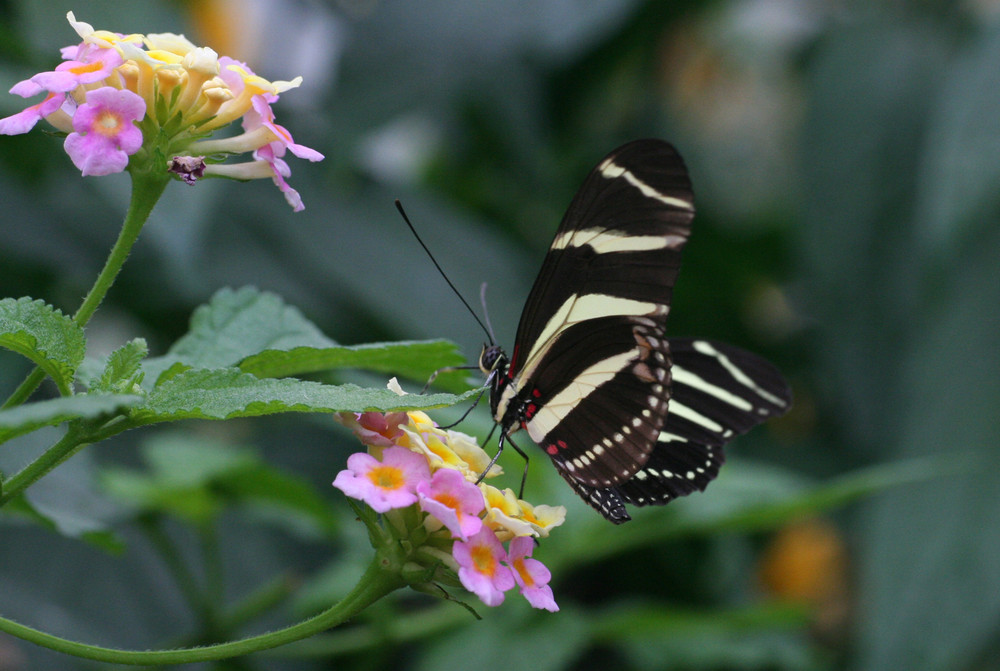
<box><xmin>1</xmin><ymin>170</ymin><xmax>169</xmax><ymax>409</ymax></box>
<box><xmin>0</xmin><ymin>556</ymin><xmax>406</xmax><ymax>665</ymax></box>
<box><xmin>73</xmin><ymin>170</ymin><xmax>169</xmax><ymax>327</ymax></box>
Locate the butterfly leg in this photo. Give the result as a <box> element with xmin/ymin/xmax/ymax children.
<box><xmin>504</xmin><ymin>434</ymin><xmax>530</xmax><ymax>499</ymax></box>
<box><xmin>436</xmin><ymin>385</ymin><xmax>488</xmax><ymax>429</ymax></box>
<box><xmin>420</xmin><ymin>364</ymin><xmax>479</xmax><ymax>393</ymax></box>
<box><xmin>476</xmin><ymin>431</ymin><xmax>506</xmax><ymax>485</ymax></box>
<box><xmin>475</xmin><ymin>431</ymin><xmax>531</xmax><ymax>501</ymax></box>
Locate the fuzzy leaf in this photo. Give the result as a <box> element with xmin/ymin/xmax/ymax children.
<box><xmin>0</xmin><ymin>297</ymin><xmax>86</xmax><ymax>394</ymax></box>
<box><xmin>129</xmin><ymin>368</ymin><xmax>477</xmax><ymax>425</ymax></box>
<box><xmin>95</xmin><ymin>338</ymin><xmax>148</xmax><ymax>392</ymax></box>
<box><xmin>141</xmin><ymin>287</ymin><xmax>336</xmax><ymax>386</ymax></box>
<box><xmin>239</xmin><ymin>340</ymin><xmax>469</xmax><ymax>390</ymax></box>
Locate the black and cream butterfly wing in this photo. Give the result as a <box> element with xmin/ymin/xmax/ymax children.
<box><xmin>489</xmin><ymin>139</ymin><xmax>791</xmax><ymax>523</ymax></box>
<box><xmin>494</xmin><ymin>140</ymin><xmax>695</xmax><ymax>489</ymax></box>
<box><xmin>560</xmin><ymin>338</ymin><xmax>791</xmax><ymax>522</ymax></box>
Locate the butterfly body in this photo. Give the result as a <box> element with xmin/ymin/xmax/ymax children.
<box><xmin>482</xmin><ymin>140</ymin><xmax>791</xmax><ymax>523</ymax></box>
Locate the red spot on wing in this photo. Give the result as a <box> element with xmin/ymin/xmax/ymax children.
<box><xmin>508</xmin><ymin>345</ymin><xmax>520</xmax><ymax>377</ymax></box>
<box><xmin>546</xmin><ymin>444</ymin><xmax>559</xmax><ymax>455</ymax></box>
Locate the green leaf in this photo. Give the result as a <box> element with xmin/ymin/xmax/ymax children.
<box><xmin>129</xmin><ymin>368</ymin><xmax>478</xmax><ymax>425</ymax></box>
<box><xmin>0</xmin><ymin>393</ymin><xmax>143</xmax><ymax>445</ymax></box>
<box><xmin>239</xmin><ymin>339</ymin><xmax>469</xmax><ymax>390</ymax></box>
<box><xmin>914</xmin><ymin>23</ymin><xmax>1000</xmax><ymax>261</ymax></box>
<box><xmin>0</xmin><ymin>297</ymin><xmax>86</xmax><ymax>395</ymax></box>
<box><xmin>3</xmin><ymin>447</ymin><xmax>125</xmax><ymax>553</ymax></box>
<box><xmin>95</xmin><ymin>338</ymin><xmax>148</xmax><ymax>392</ymax></box>
<box><xmin>419</xmin><ymin>608</ymin><xmax>588</xmax><ymax>671</ymax></box>
<box><xmin>217</xmin><ymin>464</ymin><xmax>340</xmax><ymax>538</ymax></box>
<box><xmin>4</xmin><ymin>494</ymin><xmax>124</xmax><ymax>553</ymax></box>
<box><xmin>141</xmin><ymin>286</ymin><xmax>336</xmax><ymax>386</ymax></box>
<box><xmin>101</xmin><ymin>433</ymin><xmax>339</xmax><ymax>534</ymax></box>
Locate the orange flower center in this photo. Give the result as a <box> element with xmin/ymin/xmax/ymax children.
<box><xmin>366</xmin><ymin>465</ymin><xmax>405</xmax><ymax>491</ymax></box>
<box><xmin>470</xmin><ymin>544</ymin><xmax>497</xmax><ymax>576</ymax></box>
<box><xmin>95</xmin><ymin>110</ymin><xmax>123</xmax><ymax>136</ymax></box>
<box><xmin>512</xmin><ymin>557</ymin><xmax>535</xmax><ymax>587</ymax></box>
<box><xmin>68</xmin><ymin>61</ymin><xmax>105</xmax><ymax>76</ymax></box>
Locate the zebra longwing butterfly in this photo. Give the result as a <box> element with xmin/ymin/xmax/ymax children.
<box><xmin>479</xmin><ymin>139</ymin><xmax>791</xmax><ymax>523</ymax></box>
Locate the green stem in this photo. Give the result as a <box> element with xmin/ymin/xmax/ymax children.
<box><xmin>0</xmin><ymin>425</ymin><xmax>87</xmax><ymax>506</ymax></box>
<box><xmin>0</xmin><ymin>414</ymin><xmax>137</xmax><ymax>506</ymax></box>
<box><xmin>0</xmin><ymin>555</ymin><xmax>406</xmax><ymax>665</ymax></box>
<box><xmin>2</xmin><ymin>170</ymin><xmax>169</xmax><ymax>409</ymax></box>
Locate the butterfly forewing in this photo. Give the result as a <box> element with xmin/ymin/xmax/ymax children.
<box><xmin>494</xmin><ymin>140</ymin><xmax>694</xmax><ymax>488</ymax></box>
<box><xmin>508</xmin><ymin>140</ymin><xmax>694</xmax><ymax>382</ymax></box>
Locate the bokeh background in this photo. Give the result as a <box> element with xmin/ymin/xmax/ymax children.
<box><xmin>1</xmin><ymin>1</ymin><xmax>999</xmax><ymax>669</ymax></box>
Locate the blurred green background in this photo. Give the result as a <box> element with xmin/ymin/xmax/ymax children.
<box><xmin>1</xmin><ymin>0</ymin><xmax>999</xmax><ymax>669</ymax></box>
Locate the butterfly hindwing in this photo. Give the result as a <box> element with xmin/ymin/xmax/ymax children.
<box><xmin>568</xmin><ymin>339</ymin><xmax>792</xmax><ymax>523</ymax></box>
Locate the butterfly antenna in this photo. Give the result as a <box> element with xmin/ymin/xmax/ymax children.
<box><xmin>479</xmin><ymin>282</ymin><xmax>498</xmax><ymax>344</ymax></box>
<box><xmin>395</xmin><ymin>200</ymin><xmax>494</xmax><ymax>343</ymax></box>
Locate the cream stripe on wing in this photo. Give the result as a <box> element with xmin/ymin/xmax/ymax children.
<box><xmin>518</xmin><ymin>294</ymin><xmax>663</xmax><ymax>383</ymax></box>
<box><xmin>671</xmin><ymin>366</ymin><xmax>754</xmax><ymax>411</ymax></box>
<box><xmin>692</xmin><ymin>340</ymin><xmax>786</xmax><ymax>407</ymax></box>
<box><xmin>551</xmin><ymin>228</ymin><xmax>686</xmax><ymax>253</ymax></box>
<box><xmin>598</xmin><ymin>158</ymin><xmax>694</xmax><ymax>210</ymax></box>
<box><xmin>524</xmin><ymin>348</ymin><xmax>640</xmax><ymax>441</ymax></box>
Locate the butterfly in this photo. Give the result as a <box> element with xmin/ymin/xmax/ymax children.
<box><xmin>478</xmin><ymin>139</ymin><xmax>791</xmax><ymax>523</ymax></box>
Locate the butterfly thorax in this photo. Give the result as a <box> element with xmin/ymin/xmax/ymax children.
<box><xmin>478</xmin><ymin>343</ymin><xmax>524</xmax><ymax>433</ymax></box>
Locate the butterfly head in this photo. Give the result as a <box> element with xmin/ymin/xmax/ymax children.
<box><xmin>478</xmin><ymin>344</ymin><xmax>507</xmax><ymax>378</ymax></box>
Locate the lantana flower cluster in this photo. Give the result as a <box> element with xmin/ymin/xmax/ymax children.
<box><xmin>334</xmin><ymin>406</ymin><xmax>565</xmax><ymax>611</ymax></box>
<box><xmin>0</xmin><ymin>12</ymin><xmax>322</xmax><ymax>210</ymax></box>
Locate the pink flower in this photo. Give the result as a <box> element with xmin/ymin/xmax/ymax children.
<box><xmin>64</xmin><ymin>86</ymin><xmax>145</xmax><ymax>176</ymax></box>
<box><xmin>453</xmin><ymin>527</ymin><xmax>515</xmax><ymax>607</ymax></box>
<box><xmin>248</xmin><ymin>95</ymin><xmax>324</xmax><ymax>162</ymax></box>
<box><xmin>28</xmin><ymin>47</ymin><xmax>123</xmax><ymax>94</ymax></box>
<box><xmin>338</xmin><ymin>411</ymin><xmax>408</xmax><ymax>448</ymax></box>
<box><xmin>0</xmin><ymin>92</ymin><xmax>65</xmax><ymax>135</ymax></box>
<box><xmin>416</xmin><ymin>468</ymin><xmax>485</xmax><ymax>540</ymax></box>
<box><xmin>507</xmin><ymin>536</ymin><xmax>558</xmax><ymax>612</ymax></box>
<box><xmin>0</xmin><ymin>13</ymin><xmax>320</xmax><ymax>208</ymax></box>
<box><xmin>240</xmin><ymin>95</ymin><xmax>322</xmax><ymax>212</ymax></box>
<box><xmin>257</xmin><ymin>145</ymin><xmax>304</xmax><ymax>210</ymax></box>
<box><xmin>332</xmin><ymin>447</ymin><xmax>430</xmax><ymax>513</ymax></box>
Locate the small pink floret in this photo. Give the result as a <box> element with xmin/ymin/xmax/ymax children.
<box><xmin>332</xmin><ymin>447</ymin><xmax>430</xmax><ymax>513</ymax></box>
<box><xmin>64</xmin><ymin>87</ymin><xmax>145</xmax><ymax>176</ymax></box>
<box><xmin>0</xmin><ymin>92</ymin><xmax>64</xmax><ymax>135</ymax></box>
<box><xmin>417</xmin><ymin>468</ymin><xmax>485</xmax><ymax>540</ymax></box>
<box><xmin>507</xmin><ymin>536</ymin><xmax>558</xmax><ymax>611</ymax></box>
<box><xmin>453</xmin><ymin>527</ymin><xmax>515</xmax><ymax>607</ymax></box>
